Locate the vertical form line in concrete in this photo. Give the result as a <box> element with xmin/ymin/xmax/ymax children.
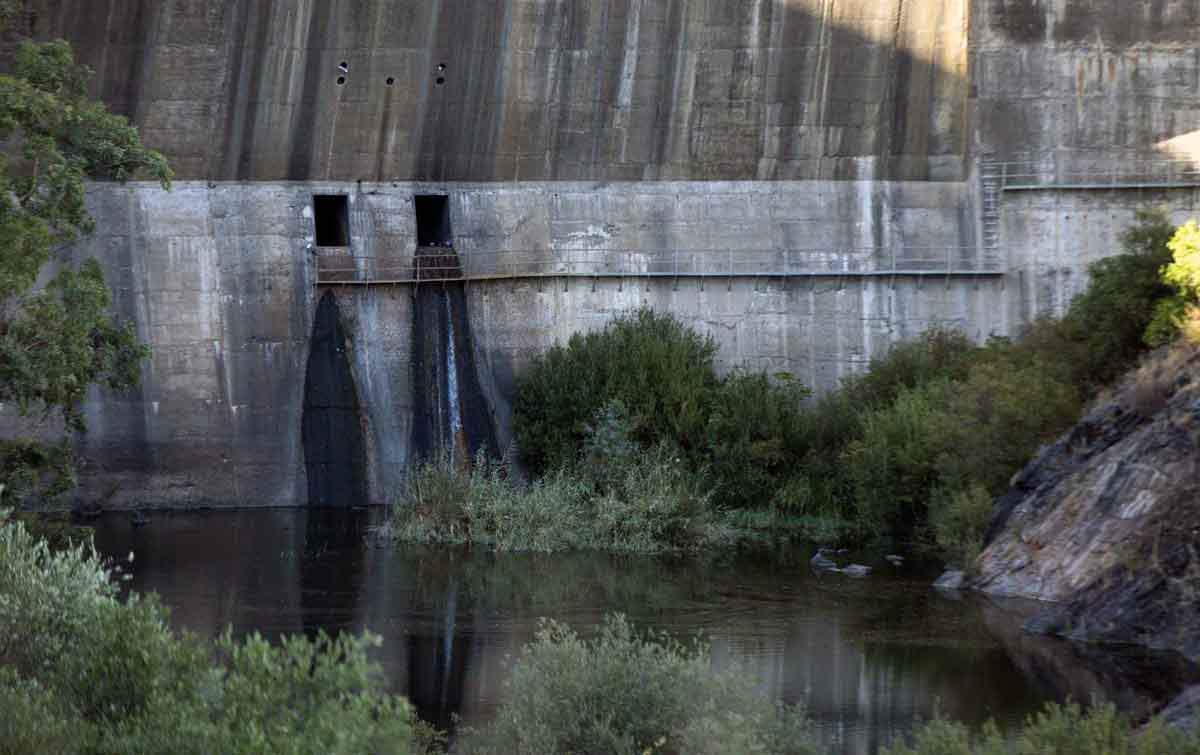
<box><xmin>615</xmin><ymin>0</ymin><xmax>644</xmax><ymax>164</ymax></box>
<box><xmin>811</xmin><ymin>0</ymin><xmax>834</xmax><ymax>178</ymax></box>
<box><xmin>587</xmin><ymin>0</ymin><xmax>614</xmax><ymax>173</ymax></box>
<box><xmin>878</xmin><ymin>0</ymin><xmax>906</xmax><ymax>179</ymax></box>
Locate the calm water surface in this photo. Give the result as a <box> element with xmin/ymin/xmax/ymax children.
<box><xmin>90</xmin><ymin>510</ymin><xmax>1197</xmax><ymax>754</ymax></box>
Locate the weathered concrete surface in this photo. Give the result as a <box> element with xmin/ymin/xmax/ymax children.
<box><xmin>466</xmin><ymin>274</ymin><xmax>1007</xmax><ymax>452</ymax></box>
<box><xmin>973</xmin><ymin>0</ymin><xmax>1200</xmax><ymax>174</ymax></box>
<box><xmin>11</xmin><ymin>0</ymin><xmax>968</xmax><ymax>181</ymax></box>
<box><xmin>49</xmin><ymin>179</ymin><xmax>997</xmax><ymax>507</ymax></box>
<box><xmin>1002</xmin><ymin>187</ymin><xmax>1200</xmax><ymax>320</ymax></box>
<box><xmin>974</xmin><ymin>344</ymin><xmax>1200</xmax><ymax>662</ymax></box>
<box><xmin>302</xmin><ymin>291</ymin><xmax>368</xmax><ymax>507</ymax></box>
<box><xmin>19</xmin><ymin>1</ymin><xmax>1200</xmax><ymax>183</ymax></box>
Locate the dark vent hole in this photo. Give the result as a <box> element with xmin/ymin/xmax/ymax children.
<box><xmin>414</xmin><ymin>195</ymin><xmax>452</xmax><ymax>247</ymax></box>
<box><xmin>386</xmin><ymin>76</ymin><xmax>395</xmax><ymax>86</ymax></box>
<box><xmin>435</xmin><ymin>77</ymin><xmax>445</xmax><ymax>85</ymax></box>
<box><xmin>313</xmin><ymin>195</ymin><xmax>350</xmax><ymax>247</ymax></box>
<box><xmin>336</xmin><ymin>76</ymin><xmax>346</xmax><ymax>85</ymax></box>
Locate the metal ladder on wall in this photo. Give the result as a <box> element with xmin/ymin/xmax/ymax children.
<box><xmin>978</xmin><ymin>162</ymin><xmax>1005</xmax><ymax>267</ymax></box>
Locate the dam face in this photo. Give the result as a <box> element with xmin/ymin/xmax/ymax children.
<box><xmin>18</xmin><ymin>0</ymin><xmax>1200</xmax><ymax>507</ymax></box>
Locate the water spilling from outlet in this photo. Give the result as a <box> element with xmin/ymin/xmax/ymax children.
<box><xmin>411</xmin><ymin>283</ymin><xmax>496</xmax><ymax>465</ymax></box>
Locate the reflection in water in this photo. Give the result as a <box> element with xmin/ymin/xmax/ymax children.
<box><xmin>90</xmin><ymin>511</ymin><xmax>1197</xmax><ymax>754</ymax></box>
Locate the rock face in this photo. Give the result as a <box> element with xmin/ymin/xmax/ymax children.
<box><xmin>1160</xmin><ymin>686</ymin><xmax>1200</xmax><ymax>732</ymax></box>
<box><xmin>933</xmin><ymin>570</ymin><xmax>965</xmax><ymax>591</ymax></box>
<box><xmin>974</xmin><ymin>345</ymin><xmax>1200</xmax><ymax>661</ymax></box>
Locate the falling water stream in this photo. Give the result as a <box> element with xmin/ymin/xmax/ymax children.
<box><xmin>444</xmin><ymin>294</ymin><xmax>464</xmax><ymax>466</ymax></box>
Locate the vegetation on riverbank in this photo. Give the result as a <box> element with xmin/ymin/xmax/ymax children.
<box><xmin>7</xmin><ymin>512</ymin><xmax>1200</xmax><ymax>753</ymax></box>
<box><xmin>0</xmin><ymin>510</ymin><xmax>429</xmax><ymax>754</ymax></box>
<box><xmin>382</xmin><ymin>449</ymin><xmax>738</xmax><ymax>554</ymax></box>
<box><xmin>459</xmin><ymin>613</ymin><xmax>815</xmax><ymax>754</ymax></box>
<box><xmin>387</xmin><ymin>210</ymin><xmax>1196</xmax><ymax>562</ymax></box>
<box><xmin>0</xmin><ymin>35</ymin><xmax>167</xmax><ymax>507</ymax></box>
<box><xmin>885</xmin><ymin>703</ymin><xmax>1200</xmax><ymax>755</ymax></box>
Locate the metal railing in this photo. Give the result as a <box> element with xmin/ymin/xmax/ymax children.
<box><xmin>983</xmin><ymin>159</ymin><xmax>1200</xmax><ymax>191</ymax></box>
<box><xmin>314</xmin><ymin>246</ymin><xmax>1006</xmax><ymax>285</ymax></box>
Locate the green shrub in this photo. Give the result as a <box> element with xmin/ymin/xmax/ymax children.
<box><xmin>842</xmin><ymin>328</ymin><xmax>976</xmax><ymax>409</ymax></box>
<box><xmin>935</xmin><ymin>355</ymin><xmax>1081</xmax><ymax>495</ymax></box>
<box><xmin>460</xmin><ymin>614</ymin><xmax>815</xmax><ymax>755</ymax></box>
<box><xmin>843</xmin><ymin>381</ymin><xmax>953</xmax><ymax>535</ymax></box>
<box><xmin>1165</xmin><ymin>219</ymin><xmax>1200</xmax><ymax>298</ymax></box>
<box><xmin>703</xmin><ymin>372</ymin><xmax>810</xmax><ymax>510</ymax></box>
<box><xmin>579</xmin><ymin>399</ymin><xmax>642</xmax><ymax>493</ymax></box>
<box><xmin>0</xmin><ymin>438</ymin><xmax>74</xmax><ymax>507</ymax></box>
<box><xmin>514</xmin><ymin>309</ymin><xmax>721</xmax><ymax>474</ymax></box>
<box><xmin>1062</xmin><ymin>208</ymin><xmax>1175</xmax><ymax>388</ymax></box>
<box><xmin>928</xmin><ymin>484</ymin><xmax>993</xmax><ymax>571</ymax></box>
<box><xmin>883</xmin><ymin>702</ymin><xmax>1200</xmax><ymax>755</ymax></box>
<box><xmin>387</xmin><ymin>450</ymin><xmax>732</xmax><ymax>554</ymax></box>
<box><xmin>1147</xmin><ymin>219</ymin><xmax>1200</xmax><ymax>346</ymax></box>
<box><xmin>843</xmin><ymin>352</ymin><xmax>1079</xmax><ymax>548</ymax></box>
<box><xmin>0</xmin><ymin>510</ymin><xmax>422</xmax><ymax>754</ymax></box>
<box><xmin>0</xmin><ymin>668</ymin><xmax>78</xmax><ymax>754</ymax></box>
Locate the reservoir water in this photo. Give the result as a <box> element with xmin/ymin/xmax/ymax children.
<box><xmin>89</xmin><ymin>509</ymin><xmax>1197</xmax><ymax>754</ymax></box>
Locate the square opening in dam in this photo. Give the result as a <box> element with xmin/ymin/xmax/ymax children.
<box><xmin>415</xmin><ymin>195</ymin><xmax>452</xmax><ymax>247</ymax></box>
<box><xmin>313</xmin><ymin>195</ymin><xmax>350</xmax><ymax>247</ymax></box>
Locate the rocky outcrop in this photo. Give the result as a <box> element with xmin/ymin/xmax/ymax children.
<box><xmin>974</xmin><ymin>344</ymin><xmax>1200</xmax><ymax>662</ymax></box>
<box><xmin>1161</xmin><ymin>686</ymin><xmax>1200</xmax><ymax>732</ymax></box>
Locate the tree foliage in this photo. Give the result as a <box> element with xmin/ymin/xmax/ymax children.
<box><xmin>0</xmin><ymin>511</ymin><xmax>421</xmax><ymax>753</ymax></box>
<box><xmin>1147</xmin><ymin>219</ymin><xmax>1200</xmax><ymax>345</ymax></box>
<box><xmin>1059</xmin><ymin>208</ymin><xmax>1175</xmax><ymax>384</ymax></box>
<box><xmin>0</xmin><ymin>38</ymin><xmax>169</xmax><ymax>503</ymax></box>
<box><xmin>514</xmin><ymin>309</ymin><xmax>722</xmax><ymax>474</ymax></box>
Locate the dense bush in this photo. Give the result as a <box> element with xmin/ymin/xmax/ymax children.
<box><xmin>514</xmin><ymin>309</ymin><xmax>721</xmax><ymax>475</ymax></box>
<box><xmin>927</xmin><ymin>485</ymin><xmax>994</xmax><ymax>571</ymax></box>
<box><xmin>703</xmin><ymin>371</ymin><xmax>810</xmax><ymax>509</ymax></box>
<box><xmin>514</xmin><ymin>308</ymin><xmax>818</xmax><ymax>512</ymax></box>
<box><xmin>459</xmin><ymin>614</ymin><xmax>815</xmax><ymax>755</ymax></box>
<box><xmin>883</xmin><ymin>702</ymin><xmax>1200</xmax><ymax>755</ymax></box>
<box><xmin>841</xmin><ymin>328</ymin><xmax>976</xmax><ymax>409</ymax></box>
<box><xmin>1059</xmin><ymin>208</ymin><xmax>1175</xmax><ymax>387</ymax></box>
<box><xmin>0</xmin><ymin>439</ymin><xmax>75</xmax><ymax>507</ymax></box>
<box><xmin>0</xmin><ymin>510</ymin><xmax>423</xmax><ymax>754</ymax></box>
<box><xmin>1148</xmin><ymin>219</ymin><xmax>1200</xmax><ymax>346</ymax></box>
<box><xmin>498</xmin><ymin>211</ymin><xmax>1181</xmax><ymax>558</ymax></box>
<box><xmin>386</xmin><ymin>450</ymin><xmax>733</xmax><ymax>554</ymax></box>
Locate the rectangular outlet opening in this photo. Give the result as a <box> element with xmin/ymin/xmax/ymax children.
<box><xmin>415</xmin><ymin>195</ymin><xmax>452</xmax><ymax>247</ymax></box>
<box><xmin>313</xmin><ymin>195</ymin><xmax>350</xmax><ymax>247</ymax></box>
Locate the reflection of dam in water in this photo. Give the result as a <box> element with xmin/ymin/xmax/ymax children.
<box><xmin>87</xmin><ymin>511</ymin><xmax>1200</xmax><ymax>753</ymax></box>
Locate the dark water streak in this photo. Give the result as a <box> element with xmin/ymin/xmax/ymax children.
<box><xmin>90</xmin><ymin>510</ymin><xmax>1199</xmax><ymax>754</ymax></box>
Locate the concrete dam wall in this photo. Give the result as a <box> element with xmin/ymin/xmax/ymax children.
<box><xmin>14</xmin><ymin>0</ymin><xmax>968</xmax><ymax>181</ymax></box>
<box><xmin>69</xmin><ymin>179</ymin><xmax>995</xmax><ymax>508</ymax></box>
<box><xmin>11</xmin><ymin>0</ymin><xmax>1200</xmax><ymax>507</ymax></box>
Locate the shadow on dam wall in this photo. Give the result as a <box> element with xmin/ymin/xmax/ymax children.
<box><xmin>21</xmin><ymin>0</ymin><xmax>970</xmax><ymax>182</ymax></box>
<box><xmin>302</xmin><ymin>291</ymin><xmax>369</xmax><ymax>507</ymax></box>
<box><xmin>410</xmin><ymin>284</ymin><xmax>498</xmax><ymax>468</ymax></box>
